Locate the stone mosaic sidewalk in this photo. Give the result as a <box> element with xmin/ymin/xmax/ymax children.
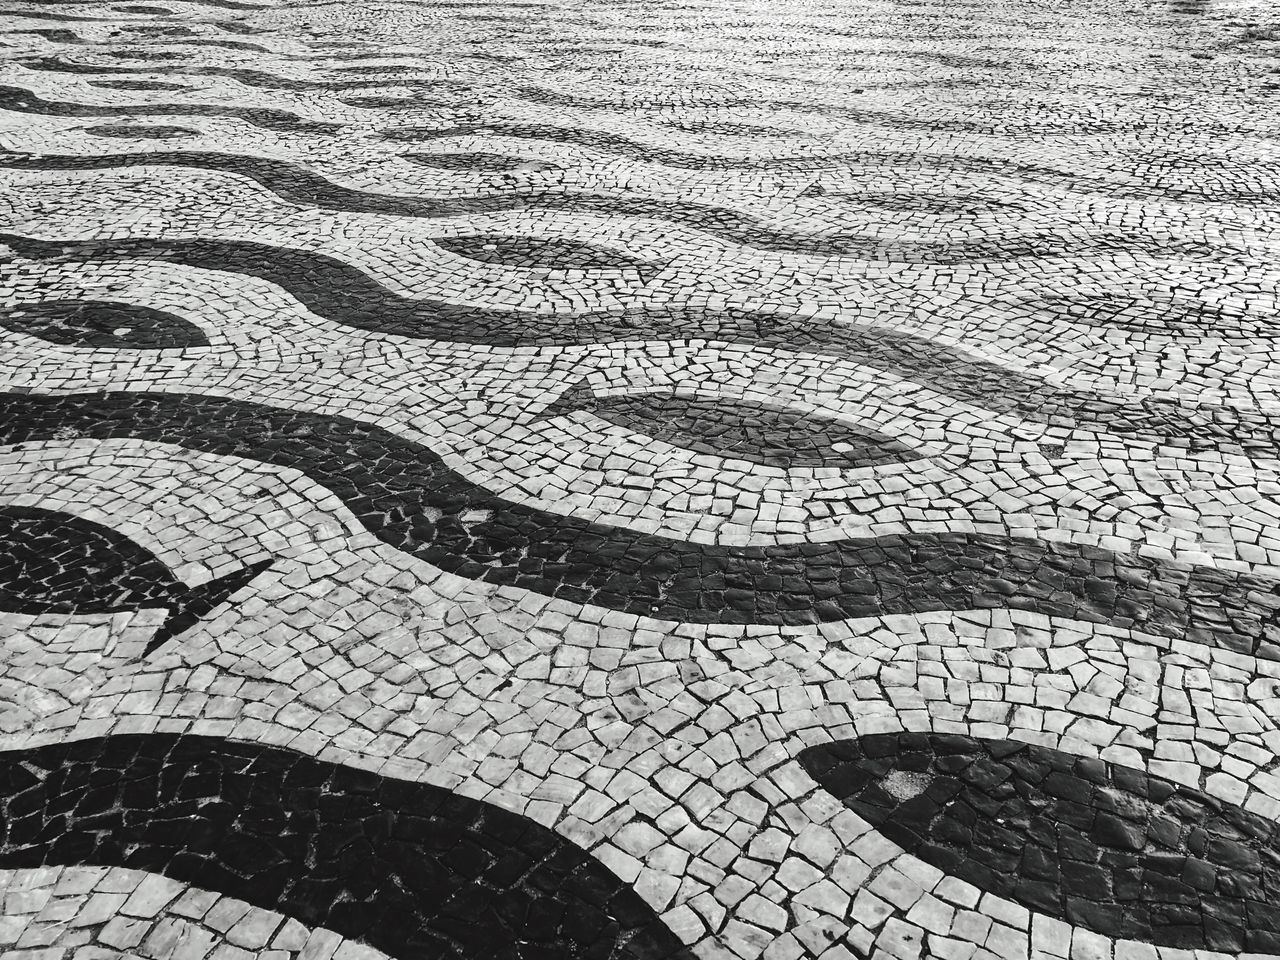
<box><xmin>0</xmin><ymin>0</ymin><xmax>1278</xmax><ymax>957</ymax></box>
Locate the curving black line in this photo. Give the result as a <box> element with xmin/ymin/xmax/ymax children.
<box><xmin>433</xmin><ymin>235</ymin><xmax>659</xmax><ymax>272</ymax></box>
<box><xmin>20</xmin><ymin>54</ymin><xmax>466</xmax><ymax>93</ymax></box>
<box><xmin>404</xmin><ymin>151</ymin><xmax>560</xmax><ymax>172</ymax></box>
<box><xmin>0</xmin><ymin>733</ymin><xmax>691</xmax><ymax>960</ymax></box>
<box><xmin>19</xmin><ymin>0</ymin><xmax>269</xmax><ymax>9</ymax></box>
<box><xmin>381</xmin><ymin>120</ymin><xmax>938</xmax><ymax>172</ymax></box>
<box><xmin>90</xmin><ymin>78</ymin><xmax>192</xmax><ymax>91</ymax></box>
<box><xmin>0</xmin><ymin>390</ymin><xmax>1277</xmax><ymax>653</ymax></box>
<box><xmin>104</xmin><ymin>49</ymin><xmax>191</xmax><ymax>61</ymax></box>
<box><xmin>111</xmin><ymin>35</ymin><xmax>274</xmax><ymax>53</ymax></box>
<box><xmin>3</xmin><ymin>231</ymin><xmax>1274</xmax><ymax>455</ymax></box>
<box><xmin>0</xmin><ymin>7</ymin><xmax>124</xmax><ymax>20</ymax></box>
<box><xmin>424</xmin><ymin>91</ymin><xmax>1261</xmax><ymax>144</ymax></box>
<box><xmin>0</xmin><ymin>84</ymin><xmax>342</xmax><ymax>135</ymax></box>
<box><xmin>386</xmin><ymin>119</ymin><xmax>1279</xmax><ymax>203</ymax></box>
<box><xmin>12</xmin><ymin>57</ymin><xmax>1276</xmax><ymax>202</ymax></box>
<box><xmin>82</xmin><ymin>123</ymin><xmax>199</xmax><ymax>139</ymax></box>
<box><xmin>0</xmin><ymin>149</ymin><xmax>1241</xmax><ymax>263</ymax></box>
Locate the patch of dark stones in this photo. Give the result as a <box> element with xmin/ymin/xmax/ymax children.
<box><xmin>802</xmin><ymin>733</ymin><xmax>1280</xmax><ymax>953</ymax></box>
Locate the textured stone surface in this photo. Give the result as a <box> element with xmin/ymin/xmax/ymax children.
<box><xmin>0</xmin><ymin>0</ymin><xmax>1278</xmax><ymax>958</ymax></box>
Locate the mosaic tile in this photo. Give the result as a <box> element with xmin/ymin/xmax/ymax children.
<box><xmin>1</xmin><ymin>0</ymin><xmax>1278</xmax><ymax>957</ymax></box>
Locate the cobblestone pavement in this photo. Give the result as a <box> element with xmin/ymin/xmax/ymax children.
<box><xmin>1</xmin><ymin>0</ymin><xmax>1279</xmax><ymax>957</ymax></box>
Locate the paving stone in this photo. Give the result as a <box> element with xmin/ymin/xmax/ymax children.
<box><xmin>0</xmin><ymin>2</ymin><xmax>1277</xmax><ymax>960</ymax></box>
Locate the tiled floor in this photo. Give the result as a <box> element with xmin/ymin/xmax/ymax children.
<box><xmin>1</xmin><ymin>0</ymin><xmax>1279</xmax><ymax>957</ymax></box>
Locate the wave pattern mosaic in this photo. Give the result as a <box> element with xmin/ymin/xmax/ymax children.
<box><xmin>0</xmin><ymin>0</ymin><xmax>1278</xmax><ymax>957</ymax></box>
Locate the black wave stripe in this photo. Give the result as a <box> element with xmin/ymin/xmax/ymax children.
<box><xmin>0</xmin><ymin>8</ymin><xmax>122</xmax><ymax>20</ymax></box>
<box><xmin>433</xmin><ymin>236</ymin><xmax>659</xmax><ymax>271</ymax></box>
<box><xmin>117</xmin><ymin>24</ymin><xmax>195</xmax><ymax>36</ymax></box>
<box><xmin>21</xmin><ymin>54</ymin><xmax>465</xmax><ymax>93</ymax></box>
<box><xmin>812</xmin><ymin>191</ymin><xmax>1030</xmax><ymax>215</ymax></box>
<box><xmin>1</xmin><ymin>390</ymin><xmax>1277</xmax><ymax>652</ymax></box>
<box><xmin>0</xmin><ymin>149</ymin><xmax>1242</xmax><ymax>263</ymax></box>
<box><xmin>662</xmin><ymin>120</ymin><xmax>797</xmax><ymax>137</ymax></box>
<box><xmin>0</xmin><ymin>84</ymin><xmax>342</xmax><ymax>135</ymax></box>
<box><xmin>341</xmin><ymin>94</ymin><xmax>450</xmax><ymax>109</ymax></box>
<box><xmin>0</xmin><ymin>146</ymin><xmax>1040</xmax><ymax>260</ymax></box>
<box><xmin>4</xmin><ymin>232</ymin><xmax>1274</xmax><ymax>455</ymax></box>
<box><xmin>0</xmin><ymin>299</ymin><xmax>209</xmax><ymax>347</ymax></box>
<box><xmin>458</xmin><ymin>91</ymin><xmax>1245</xmax><ymax>141</ymax></box>
<box><xmin>83</xmin><ymin>123</ymin><xmax>199</xmax><ymax>139</ymax></box>
<box><xmin>106</xmin><ymin>48</ymin><xmax>191</xmax><ymax>61</ymax></box>
<box><xmin>391</xmin><ymin>118</ymin><xmax>1277</xmax><ymax>203</ymax></box>
<box><xmin>381</xmin><ymin>120</ymin><xmax>900</xmax><ymax>172</ymax></box>
<box><xmin>0</xmin><ymin>733</ymin><xmax>690</xmax><ymax>960</ymax></box>
<box><xmin>110</xmin><ymin>35</ymin><xmax>273</xmax><ymax>53</ymax></box>
<box><xmin>90</xmin><ymin>79</ymin><xmax>191</xmax><ymax>91</ymax></box>
<box><xmin>12</xmin><ymin>56</ymin><xmax>1274</xmax><ymax>202</ymax></box>
<box><xmin>406</xmin><ymin>151</ymin><xmax>561</xmax><ymax>172</ymax></box>
<box><xmin>20</xmin><ymin>0</ymin><xmax>268</xmax><ymax>9</ymax></box>
<box><xmin>801</xmin><ymin>733</ymin><xmax>1280</xmax><ymax>953</ymax></box>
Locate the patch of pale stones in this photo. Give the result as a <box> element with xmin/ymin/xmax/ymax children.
<box><xmin>0</xmin><ymin>866</ymin><xmax>391</xmax><ymax>960</ymax></box>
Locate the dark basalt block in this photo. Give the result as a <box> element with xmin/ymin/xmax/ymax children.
<box><xmin>0</xmin><ymin>505</ymin><xmax>269</xmax><ymax>654</ymax></box>
<box><xmin>433</xmin><ymin>236</ymin><xmax>657</xmax><ymax>272</ymax></box>
<box><xmin>542</xmin><ymin>381</ymin><xmax>919</xmax><ymax>469</ymax></box>
<box><xmin>0</xmin><ymin>733</ymin><xmax>691</xmax><ymax>960</ymax></box>
<box><xmin>1</xmin><ymin>390</ymin><xmax>1278</xmax><ymax>651</ymax></box>
<box><xmin>801</xmin><ymin>734</ymin><xmax>1280</xmax><ymax>952</ymax></box>
<box><xmin>0</xmin><ymin>299</ymin><xmax>209</xmax><ymax>348</ymax></box>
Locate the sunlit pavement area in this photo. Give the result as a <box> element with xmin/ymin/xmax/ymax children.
<box><xmin>1</xmin><ymin>0</ymin><xmax>1279</xmax><ymax>957</ymax></box>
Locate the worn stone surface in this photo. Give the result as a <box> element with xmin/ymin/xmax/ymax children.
<box><xmin>0</xmin><ymin>0</ymin><xmax>1278</xmax><ymax>958</ymax></box>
